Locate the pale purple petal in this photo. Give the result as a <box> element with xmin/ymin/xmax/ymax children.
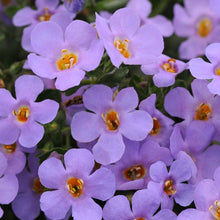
<box><xmin>148</xmin><ymin>15</ymin><xmax>174</xmax><ymax>37</ymax></box>
<box><xmin>35</xmin><ymin>0</ymin><xmax>59</xmax><ymax>9</ymax></box>
<box><xmin>175</xmin><ymin>183</ymin><xmax>194</xmax><ymax>206</ymax></box>
<box><xmin>141</xmin><ymin>63</ymin><xmax>159</xmax><ymax>75</ymax></box>
<box><xmin>12</xmin><ymin>7</ymin><xmax>36</xmax><ymax>26</ymax></box>
<box><xmin>64</xmin><ymin>149</ymin><xmax>94</xmax><ymax>176</ymax></box>
<box><xmin>152</xmin><ymin>209</ymin><xmax>177</xmax><ymax>220</ymax></box>
<box><xmin>15</xmin><ymin>75</ymin><xmax>44</xmax><ymax>101</ymax></box>
<box><xmin>178</xmin><ymin>209</ymin><xmax>209</xmax><ymax>220</ymax></box>
<box><xmin>31</xmin><ymin>21</ymin><xmax>63</xmax><ymax>57</ymax></box>
<box><xmin>31</xmin><ymin>100</ymin><xmax>59</xmax><ymax>124</ymax></box>
<box><xmin>83</xmin><ymin>84</ymin><xmax>113</xmax><ymax>113</ymax></box>
<box><xmin>71</xmin><ymin>111</ymin><xmax>101</xmax><ymax>143</ymax></box>
<box><xmin>149</xmin><ymin>161</ymin><xmax>168</xmax><ymax>182</ymax></box>
<box><xmin>103</xmin><ymin>195</ymin><xmax>133</xmax><ymax>220</ymax></box>
<box><xmin>205</xmin><ymin>43</ymin><xmax>220</xmax><ymax>63</ymax></box>
<box><xmin>92</xmin><ymin>133</ymin><xmax>125</xmax><ymax>165</ymax></box>
<box><xmin>38</xmin><ymin>157</ymin><xmax>66</xmax><ymax>189</ymax></box>
<box><xmin>189</xmin><ymin>58</ymin><xmax>214</xmax><ymax>79</ymax></box>
<box><xmin>21</xmin><ymin>25</ymin><xmax>35</xmax><ymax>52</ymax></box>
<box><xmin>0</xmin><ymin>152</ymin><xmax>7</xmax><ymax>176</ymax></box>
<box><xmin>50</xmin><ymin>12</ymin><xmax>73</xmax><ymax>31</ymax></box>
<box><xmin>153</xmin><ymin>72</ymin><xmax>175</xmax><ymax>87</ymax></box>
<box><xmin>55</xmin><ymin>68</ymin><xmax>85</xmax><ymax>91</ymax></box>
<box><xmin>120</xmin><ymin>110</ymin><xmax>153</xmax><ymax>141</ymax></box>
<box><xmin>19</xmin><ymin>121</ymin><xmax>44</xmax><ymax>147</ymax></box>
<box><xmin>113</xmin><ymin>87</ymin><xmax>138</xmax><ymax>112</ymax></box>
<box><xmin>0</xmin><ymin>89</ymin><xmax>16</xmax><ymax>116</ymax></box>
<box><xmin>86</xmin><ymin>167</ymin><xmax>115</xmax><ymax>200</ymax></box>
<box><xmin>40</xmin><ymin>190</ymin><xmax>71</xmax><ymax>220</ymax></box>
<box><xmin>28</xmin><ymin>53</ymin><xmax>57</xmax><ymax>79</ymax></box>
<box><xmin>207</xmin><ymin>78</ymin><xmax>220</xmax><ymax>95</ymax></box>
<box><xmin>210</xmin><ymin>0</ymin><xmax>220</xmax><ymax>13</ymax></box>
<box><xmin>109</xmin><ymin>8</ymin><xmax>140</xmax><ymax>38</ymax></box>
<box><xmin>0</xmin><ymin>174</ymin><xmax>18</xmax><ymax>204</ymax></box>
<box><xmin>0</xmin><ymin>207</ymin><xmax>3</xmax><ymax>218</ymax></box>
<box><xmin>0</xmin><ymin>118</ymin><xmax>20</xmax><ymax>145</ymax></box>
<box><xmin>72</xmin><ymin>197</ymin><xmax>102</xmax><ymax>220</ymax></box>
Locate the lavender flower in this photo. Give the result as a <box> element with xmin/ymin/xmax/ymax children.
<box><xmin>0</xmin><ymin>75</ymin><xmax>59</xmax><ymax>147</ymax></box>
<box><xmin>141</xmin><ymin>54</ymin><xmax>187</xmax><ymax>87</ymax></box>
<box><xmin>13</xmin><ymin>0</ymin><xmax>74</xmax><ymax>52</ymax></box>
<box><xmin>103</xmin><ymin>189</ymin><xmax>177</xmax><ymax>220</ymax></box>
<box><xmin>189</xmin><ymin>43</ymin><xmax>220</xmax><ymax>95</ymax></box>
<box><xmin>38</xmin><ymin>148</ymin><xmax>116</xmax><ymax>220</ymax></box>
<box><xmin>173</xmin><ymin>0</ymin><xmax>220</xmax><ymax>59</ymax></box>
<box><xmin>95</xmin><ymin>8</ymin><xmax>164</xmax><ymax>68</ymax></box>
<box><xmin>71</xmin><ymin>85</ymin><xmax>153</xmax><ymax>165</ymax></box>
<box><xmin>28</xmin><ymin>20</ymin><xmax>104</xmax><ymax>91</ymax></box>
<box><xmin>148</xmin><ymin>159</ymin><xmax>194</xmax><ymax>209</ymax></box>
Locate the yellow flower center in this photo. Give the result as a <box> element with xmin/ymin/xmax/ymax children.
<box><xmin>38</xmin><ymin>7</ymin><xmax>52</xmax><ymax>22</ymax></box>
<box><xmin>216</xmin><ymin>68</ymin><xmax>220</xmax><ymax>76</ymax></box>
<box><xmin>3</xmin><ymin>143</ymin><xmax>16</xmax><ymax>154</ymax></box>
<box><xmin>102</xmin><ymin>110</ymin><xmax>120</xmax><ymax>131</ymax></box>
<box><xmin>163</xmin><ymin>179</ymin><xmax>176</xmax><ymax>197</ymax></box>
<box><xmin>197</xmin><ymin>18</ymin><xmax>212</xmax><ymax>37</ymax></box>
<box><xmin>149</xmin><ymin>117</ymin><xmax>161</xmax><ymax>135</ymax></box>
<box><xmin>123</xmin><ymin>164</ymin><xmax>146</xmax><ymax>181</ymax></box>
<box><xmin>114</xmin><ymin>38</ymin><xmax>130</xmax><ymax>58</ymax></box>
<box><xmin>32</xmin><ymin>177</ymin><xmax>44</xmax><ymax>195</ymax></box>
<box><xmin>161</xmin><ymin>58</ymin><xmax>177</xmax><ymax>73</ymax></box>
<box><xmin>209</xmin><ymin>200</ymin><xmax>220</xmax><ymax>220</ymax></box>
<box><xmin>134</xmin><ymin>218</ymin><xmax>146</xmax><ymax>220</ymax></box>
<box><xmin>13</xmin><ymin>106</ymin><xmax>30</xmax><ymax>123</ymax></box>
<box><xmin>57</xmin><ymin>49</ymin><xmax>78</xmax><ymax>71</ymax></box>
<box><xmin>66</xmin><ymin>177</ymin><xmax>84</xmax><ymax>198</ymax></box>
<box><xmin>194</xmin><ymin>103</ymin><xmax>212</xmax><ymax>121</ymax></box>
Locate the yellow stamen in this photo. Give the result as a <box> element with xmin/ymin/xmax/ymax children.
<box><xmin>57</xmin><ymin>49</ymin><xmax>78</xmax><ymax>70</ymax></box>
<box><xmin>102</xmin><ymin>110</ymin><xmax>120</xmax><ymax>131</ymax></box>
<box><xmin>13</xmin><ymin>106</ymin><xmax>30</xmax><ymax>123</ymax></box>
<box><xmin>161</xmin><ymin>58</ymin><xmax>177</xmax><ymax>73</ymax></box>
<box><xmin>216</xmin><ymin>68</ymin><xmax>220</xmax><ymax>76</ymax></box>
<box><xmin>149</xmin><ymin>117</ymin><xmax>161</xmax><ymax>135</ymax></box>
<box><xmin>164</xmin><ymin>179</ymin><xmax>176</xmax><ymax>197</ymax></box>
<box><xmin>209</xmin><ymin>200</ymin><xmax>220</xmax><ymax>220</ymax></box>
<box><xmin>67</xmin><ymin>177</ymin><xmax>84</xmax><ymax>198</ymax></box>
<box><xmin>123</xmin><ymin>164</ymin><xmax>146</xmax><ymax>181</ymax></box>
<box><xmin>134</xmin><ymin>218</ymin><xmax>146</xmax><ymax>220</ymax></box>
<box><xmin>3</xmin><ymin>143</ymin><xmax>16</xmax><ymax>154</ymax></box>
<box><xmin>38</xmin><ymin>7</ymin><xmax>52</xmax><ymax>22</ymax></box>
<box><xmin>32</xmin><ymin>177</ymin><xmax>44</xmax><ymax>195</ymax></box>
<box><xmin>194</xmin><ymin>103</ymin><xmax>212</xmax><ymax>121</ymax></box>
<box><xmin>114</xmin><ymin>38</ymin><xmax>130</xmax><ymax>58</ymax></box>
<box><xmin>197</xmin><ymin>18</ymin><xmax>212</xmax><ymax>37</ymax></box>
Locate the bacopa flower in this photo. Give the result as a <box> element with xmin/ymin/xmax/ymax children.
<box><xmin>12</xmin><ymin>0</ymin><xmax>74</xmax><ymax>52</ymax></box>
<box><xmin>173</xmin><ymin>0</ymin><xmax>220</xmax><ymax>59</ymax></box>
<box><xmin>62</xmin><ymin>0</ymin><xmax>84</xmax><ymax>13</ymax></box>
<box><xmin>189</xmin><ymin>43</ymin><xmax>220</xmax><ymax>95</ymax></box>
<box><xmin>103</xmin><ymin>189</ymin><xmax>177</xmax><ymax>220</ymax></box>
<box><xmin>28</xmin><ymin>20</ymin><xmax>104</xmax><ymax>91</ymax></box>
<box><xmin>95</xmin><ymin>7</ymin><xmax>164</xmax><ymax>68</ymax></box>
<box><xmin>71</xmin><ymin>85</ymin><xmax>153</xmax><ymax>165</ymax></box>
<box><xmin>38</xmin><ymin>148</ymin><xmax>116</xmax><ymax>220</ymax></box>
<box><xmin>141</xmin><ymin>54</ymin><xmax>187</xmax><ymax>87</ymax></box>
<box><xmin>0</xmin><ymin>75</ymin><xmax>59</xmax><ymax>148</ymax></box>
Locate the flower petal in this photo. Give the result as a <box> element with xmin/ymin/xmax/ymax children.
<box><xmin>13</xmin><ymin>7</ymin><xmax>36</xmax><ymax>26</ymax></box>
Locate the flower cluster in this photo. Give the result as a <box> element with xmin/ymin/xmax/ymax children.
<box><xmin>2</xmin><ymin>0</ymin><xmax>220</xmax><ymax>219</ymax></box>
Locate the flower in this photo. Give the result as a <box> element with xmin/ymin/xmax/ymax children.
<box><xmin>189</xmin><ymin>43</ymin><xmax>220</xmax><ymax>95</ymax></box>
<box><xmin>173</xmin><ymin>0</ymin><xmax>220</xmax><ymax>59</ymax></box>
<box><xmin>62</xmin><ymin>0</ymin><xmax>84</xmax><ymax>13</ymax></box>
<box><xmin>141</xmin><ymin>54</ymin><xmax>187</xmax><ymax>87</ymax></box>
<box><xmin>95</xmin><ymin>8</ymin><xmax>164</xmax><ymax>68</ymax></box>
<box><xmin>28</xmin><ymin>20</ymin><xmax>104</xmax><ymax>91</ymax></box>
<box><xmin>71</xmin><ymin>85</ymin><xmax>153</xmax><ymax>165</ymax></box>
<box><xmin>0</xmin><ymin>75</ymin><xmax>59</xmax><ymax>147</ymax></box>
<box><xmin>38</xmin><ymin>148</ymin><xmax>116</xmax><ymax>220</ymax></box>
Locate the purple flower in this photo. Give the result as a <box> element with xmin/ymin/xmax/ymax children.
<box><xmin>164</xmin><ymin>79</ymin><xmax>220</xmax><ymax>141</ymax></box>
<box><xmin>62</xmin><ymin>0</ymin><xmax>84</xmax><ymax>13</ymax></box>
<box><xmin>105</xmin><ymin>139</ymin><xmax>172</xmax><ymax>190</ymax></box>
<box><xmin>0</xmin><ymin>151</ymin><xmax>19</xmax><ymax>218</ymax></box>
<box><xmin>141</xmin><ymin>54</ymin><xmax>187</xmax><ymax>87</ymax></box>
<box><xmin>71</xmin><ymin>85</ymin><xmax>153</xmax><ymax>165</ymax></box>
<box><xmin>139</xmin><ymin>94</ymin><xmax>174</xmax><ymax>147</ymax></box>
<box><xmin>126</xmin><ymin>0</ymin><xmax>174</xmax><ymax>37</ymax></box>
<box><xmin>179</xmin><ymin>166</ymin><xmax>220</xmax><ymax>220</ymax></box>
<box><xmin>28</xmin><ymin>20</ymin><xmax>104</xmax><ymax>91</ymax></box>
<box><xmin>38</xmin><ymin>148</ymin><xmax>115</xmax><ymax>220</ymax></box>
<box><xmin>148</xmin><ymin>159</ymin><xmax>194</xmax><ymax>209</ymax></box>
<box><xmin>13</xmin><ymin>0</ymin><xmax>74</xmax><ymax>52</ymax></box>
<box><xmin>210</xmin><ymin>0</ymin><xmax>220</xmax><ymax>13</ymax></box>
<box><xmin>0</xmin><ymin>75</ymin><xmax>59</xmax><ymax>148</ymax></box>
<box><xmin>95</xmin><ymin>8</ymin><xmax>164</xmax><ymax>68</ymax></box>
<box><xmin>189</xmin><ymin>43</ymin><xmax>220</xmax><ymax>95</ymax></box>
<box><xmin>173</xmin><ymin>0</ymin><xmax>220</xmax><ymax>59</ymax></box>
<box><xmin>103</xmin><ymin>189</ymin><xmax>177</xmax><ymax>220</ymax></box>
